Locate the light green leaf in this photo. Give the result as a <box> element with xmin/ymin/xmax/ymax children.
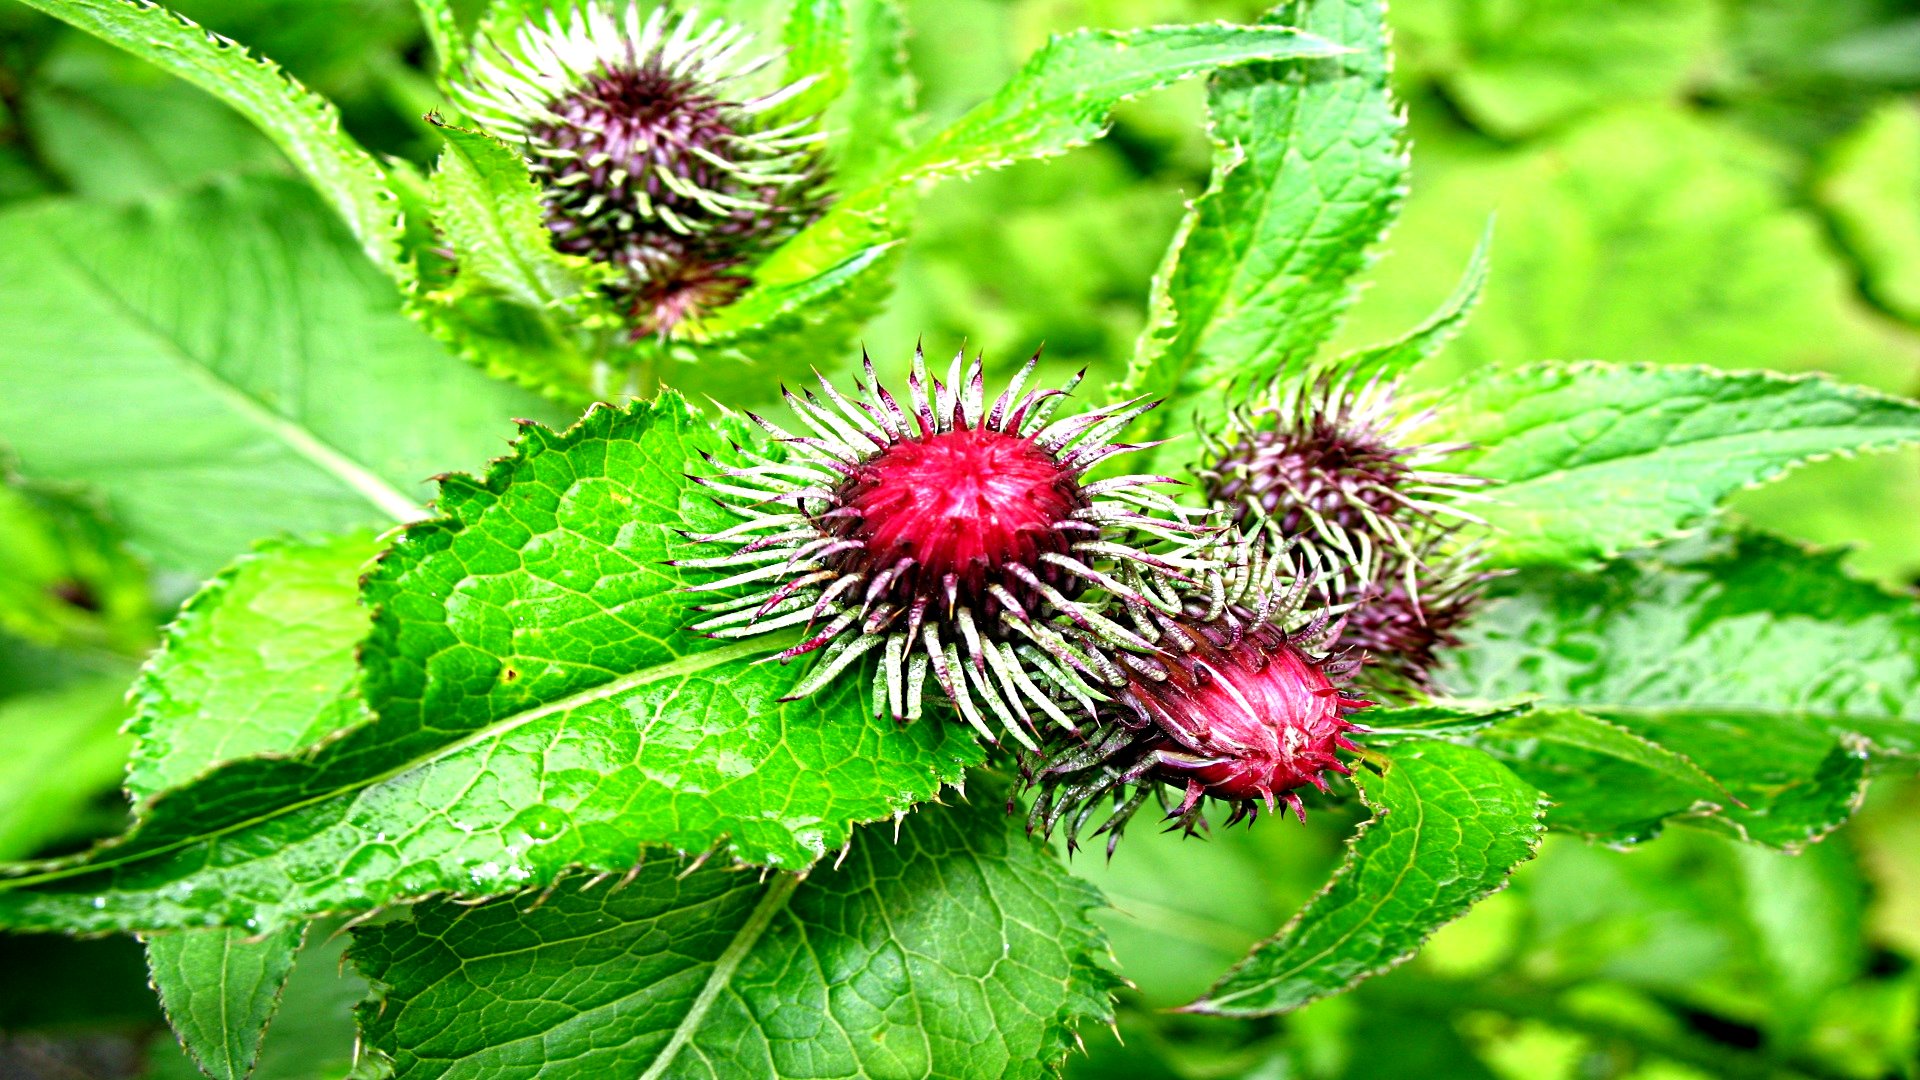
<box><xmin>0</xmin><ymin>177</ymin><xmax>565</xmax><ymax>580</ymax></box>
<box><xmin>884</xmin><ymin>23</ymin><xmax>1346</xmax><ymax>190</ymax></box>
<box><xmin>1186</xmin><ymin>739</ymin><xmax>1545</xmax><ymax>1016</ymax></box>
<box><xmin>1124</xmin><ymin>0</ymin><xmax>1406</xmax><ymax>436</ymax></box>
<box><xmin>12</xmin><ymin>0</ymin><xmax>407</xmax><ymax>280</ymax></box>
<box><xmin>131</xmin><ymin>532</ymin><xmax>379</xmax><ymax>1080</ymax></box>
<box><xmin>817</xmin><ymin>0</ymin><xmax>911</xmax><ymax>186</ymax></box>
<box><xmin>351</xmin><ymin>789</ymin><xmax>1118</xmax><ymax>1080</ymax></box>
<box><xmin>1818</xmin><ymin>98</ymin><xmax>1920</xmax><ymax>322</ymax></box>
<box><xmin>1327</xmin><ymin>219</ymin><xmax>1490</xmax><ymax>388</ymax></box>
<box><xmin>0</xmin><ymin>395</ymin><xmax>980</xmax><ymax>935</ymax></box>
<box><xmin>1434</xmin><ymin>363</ymin><xmax>1920</xmax><ymax>567</ymax></box>
<box><xmin>21</xmin><ymin>35</ymin><xmax>283</xmax><ymax>201</ymax></box>
<box><xmin>1393</xmin><ymin>0</ymin><xmax>1717</xmax><ymax>138</ymax></box>
<box><xmin>414</xmin><ymin>121</ymin><xmax>614</xmax><ymax>399</ymax></box>
<box><xmin>753</xmin><ymin>22</ymin><xmax>1346</xmax><ymax>292</ymax></box>
<box><xmin>1466</xmin><ymin>707</ymin><xmax>1729</xmax><ymax>846</ymax></box>
<box><xmin>0</xmin><ymin>467</ymin><xmax>152</xmax><ymax>654</ymax></box>
<box><xmin>1442</xmin><ymin>531</ymin><xmax>1920</xmax><ymax>848</ymax></box>
<box><xmin>776</xmin><ymin>0</ymin><xmax>850</xmax><ymax>123</ymax></box>
<box><xmin>127</xmin><ymin>532</ymin><xmax>379</xmax><ymax>805</ymax></box>
<box><xmin>0</xmin><ymin>675</ymin><xmax>135</xmax><ymax>861</ymax></box>
<box><xmin>412</xmin><ymin>0</ymin><xmax>466</xmax><ymax>80</ymax></box>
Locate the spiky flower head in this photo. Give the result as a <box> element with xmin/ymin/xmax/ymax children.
<box><xmin>676</xmin><ymin>346</ymin><xmax>1215</xmax><ymax>750</ymax></box>
<box><xmin>1022</xmin><ymin>533</ymin><xmax>1370</xmax><ymax>854</ymax></box>
<box><xmin>454</xmin><ymin>2</ymin><xmax>828</xmax><ymax>335</ymax></box>
<box><xmin>1197</xmin><ymin>376</ymin><xmax>1491</xmax><ymax>695</ymax></box>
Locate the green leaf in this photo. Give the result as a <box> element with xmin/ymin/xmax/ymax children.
<box><xmin>752</xmin><ymin>22</ymin><xmax>1346</xmax><ymax>294</ymax></box>
<box><xmin>1185</xmin><ymin>740</ymin><xmax>1545</xmax><ymax>1016</ymax></box>
<box><xmin>0</xmin><ymin>176</ymin><xmax>564</xmax><ymax>579</ymax></box>
<box><xmin>1434</xmin><ymin>363</ymin><xmax>1920</xmax><ymax>567</ymax></box>
<box><xmin>1124</xmin><ymin>0</ymin><xmax>1406</xmax><ymax>436</ymax></box>
<box><xmin>145</xmin><ymin>923</ymin><xmax>307</xmax><ymax>1080</ymax></box>
<box><xmin>776</xmin><ymin>0</ymin><xmax>850</xmax><ymax>124</ymax></box>
<box><xmin>816</xmin><ymin>0</ymin><xmax>911</xmax><ymax>186</ymax></box>
<box><xmin>1818</xmin><ymin>98</ymin><xmax>1920</xmax><ymax>322</ymax></box>
<box><xmin>884</xmin><ymin>23</ymin><xmax>1346</xmax><ymax>190</ymax></box>
<box><xmin>351</xmin><ymin>789</ymin><xmax>1118</xmax><ymax>1080</ymax></box>
<box><xmin>12</xmin><ymin>0</ymin><xmax>407</xmax><ymax>280</ymax></box>
<box><xmin>1393</xmin><ymin>0</ymin><xmax>1717</xmax><ymax>138</ymax></box>
<box><xmin>130</xmin><ymin>532</ymin><xmax>379</xmax><ymax>1080</ymax></box>
<box><xmin>1465</xmin><ymin>707</ymin><xmax>1729</xmax><ymax>846</ymax></box>
<box><xmin>20</xmin><ymin>35</ymin><xmax>283</xmax><ymax>201</ymax></box>
<box><xmin>0</xmin><ymin>467</ymin><xmax>152</xmax><ymax>654</ymax></box>
<box><xmin>411</xmin><ymin>0</ymin><xmax>466</xmax><ymax>80</ymax></box>
<box><xmin>0</xmin><ymin>395</ymin><xmax>980</xmax><ymax>935</ymax></box>
<box><xmin>0</xmin><ymin>675</ymin><xmax>135</xmax><ymax>861</ymax></box>
<box><xmin>127</xmin><ymin>532</ymin><xmax>379</xmax><ymax>810</ymax></box>
<box><xmin>413</xmin><ymin>121</ymin><xmax>614</xmax><ymax>400</ymax></box>
<box><xmin>1327</xmin><ymin>219</ymin><xmax>1490</xmax><ymax>388</ymax></box>
<box><xmin>1442</xmin><ymin>531</ymin><xmax>1920</xmax><ymax>848</ymax></box>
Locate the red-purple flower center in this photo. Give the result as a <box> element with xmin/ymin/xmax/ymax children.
<box><xmin>827</xmin><ymin>424</ymin><xmax>1085</xmax><ymax>609</ymax></box>
<box><xmin>1128</xmin><ymin>627</ymin><xmax>1365</xmax><ymax>813</ymax></box>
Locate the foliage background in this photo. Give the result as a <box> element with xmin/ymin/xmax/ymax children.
<box><xmin>0</xmin><ymin>0</ymin><xmax>1917</xmax><ymax>1077</ymax></box>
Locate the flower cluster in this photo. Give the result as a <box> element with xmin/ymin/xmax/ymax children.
<box><xmin>679</xmin><ymin>351</ymin><xmax>1496</xmax><ymax>850</ymax></box>
<box><xmin>454</xmin><ymin>3</ymin><xmax>828</xmax><ymax>335</ymax></box>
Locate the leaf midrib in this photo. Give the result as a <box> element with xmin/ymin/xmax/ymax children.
<box><xmin>37</xmin><ymin>212</ymin><xmax>423</xmax><ymax>525</ymax></box>
<box><xmin>0</xmin><ymin>638</ymin><xmax>772</xmax><ymax>890</ymax></box>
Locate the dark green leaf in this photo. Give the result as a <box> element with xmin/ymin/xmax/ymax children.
<box><xmin>0</xmin><ymin>177</ymin><xmax>564</xmax><ymax>579</ymax></box>
<box><xmin>1443</xmin><ymin>532</ymin><xmax>1919</xmax><ymax>847</ymax></box>
<box><xmin>1466</xmin><ymin>707</ymin><xmax>1729</xmax><ymax>846</ymax></box>
<box><xmin>12</xmin><ymin>0</ymin><xmax>407</xmax><ymax>279</ymax></box>
<box><xmin>0</xmin><ymin>395</ymin><xmax>980</xmax><ymax>935</ymax></box>
<box><xmin>1125</xmin><ymin>0</ymin><xmax>1406</xmax><ymax>435</ymax></box>
<box><xmin>144</xmin><ymin>924</ymin><xmax>306</xmax><ymax>1080</ymax></box>
<box><xmin>1186</xmin><ymin>740</ymin><xmax>1544</xmax><ymax>1016</ymax></box>
<box><xmin>352</xmin><ymin>789</ymin><xmax>1119</xmax><ymax>1080</ymax></box>
<box><xmin>1434</xmin><ymin>363</ymin><xmax>1920</xmax><ymax>567</ymax></box>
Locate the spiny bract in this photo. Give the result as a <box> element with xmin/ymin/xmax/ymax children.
<box><xmin>453</xmin><ymin>2</ymin><xmax>828</xmax><ymax>335</ymax></box>
<box><xmin>675</xmin><ymin>347</ymin><xmax>1215</xmax><ymax>751</ymax></box>
<box><xmin>1023</xmin><ymin>532</ymin><xmax>1370</xmax><ymax>854</ymax></box>
<box><xmin>1198</xmin><ymin>375</ymin><xmax>1491</xmax><ymax>694</ymax></box>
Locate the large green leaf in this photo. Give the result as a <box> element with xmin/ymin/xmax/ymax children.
<box><xmin>1124</xmin><ymin>0</ymin><xmax>1406</xmax><ymax>435</ymax></box>
<box><xmin>132</xmin><ymin>533</ymin><xmax>379</xmax><ymax>1080</ymax></box>
<box><xmin>0</xmin><ymin>674</ymin><xmax>135</xmax><ymax>861</ymax></box>
<box><xmin>1443</xmin><ymin>532</ymin><xmax>1920</xmax><ymax>849</ymax></box>
<box><xmin>12</xmin><ymin>0</ymin><xmax>407</xmax><ymax>280</ymax></box>
<box><xmin>351</xmin><ymin>790</ymin><xmax>1118</xmax><ymax>1080</ymax></box>
<box><xmin>0</xmin><ymin>395</ymin><xmax>980</xmax><ymax>935</ymax></box>
<box><xmin>1434</xmin><ymin>363</ymin><xmax>1920</xmax><ymax>567</ymax></box>
<box><xmin>0</xmin><ymin>177</ymin><xmax>563</xmax><ymax>579</ymax></box>
<box><xmin>1186</xmin><ymin>739</ymin><xmax>1544</xmax><ymax>1016</ymax></box>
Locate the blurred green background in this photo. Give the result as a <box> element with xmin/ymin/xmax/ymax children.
<box><xmin>2</xmin><ymin>0</ymin><xmax>1917</xmax><ymax>1076</ymax></box>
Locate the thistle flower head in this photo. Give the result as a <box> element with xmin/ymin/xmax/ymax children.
<box><xmin>454</xmin><ymin>2</ymin><xmax>828</xmax><ymax>334</ymax></box>
<box><xmin>1198</xmin><ymin>376</ymin><xmax>1492</xmax><ymax>696</ymax></box>
<box><xmin>1022</xmin><ymin>533</ymin><xmax>1370</xmax><ymax>853</ymax></box>
<box><xmin>676</xmin><ymin>346</ymin><xmax>1214</xmax><ymax>751</ymax></box>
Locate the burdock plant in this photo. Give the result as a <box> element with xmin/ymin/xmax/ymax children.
<box><xmin>14</xmin><ymin>0</ymin><xmax>1920</xmax><ymax>1075</ymax></box>
<box><xmin>452</xmin><ymin>5</ymin><xmax>829</xmax><ymax>337</ymax></box>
